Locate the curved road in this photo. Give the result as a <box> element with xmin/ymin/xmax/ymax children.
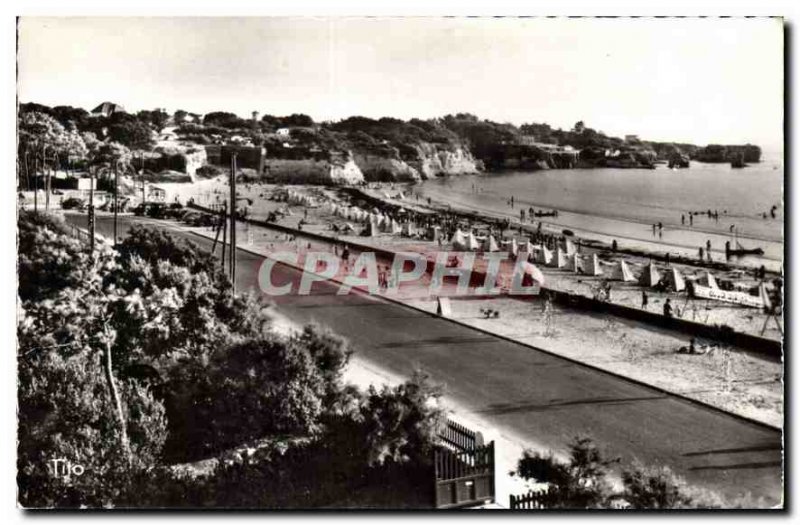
<box><xmin>74</xmin><ymin>214</ymin><xmax>783</xmax><ymax>506</ymax></box>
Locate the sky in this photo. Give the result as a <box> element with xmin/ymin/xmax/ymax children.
<box><xmin>17</xmin><ymin>16</ymin><xmax>784</xmax><ymax>148</ymax></box>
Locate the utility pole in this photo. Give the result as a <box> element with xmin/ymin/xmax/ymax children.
<box><xmin>88</xmin><ymin>166</ymin><xmax>96</xmax><ymax>254</ymax></box>
<box><xmin>113</xmin><ymin>164</ymin><xmax>119</xmax><ymax>246</ymax></box>
<box><xmin>45</xmin><ymin>149</ymin><xmax>50</xmax><ymax>212</ymax></box>
<box><xmin>33</xmin><ymin>144</ymin><xmax>39</xmax><ymax>213</ymax></box>
<box><xmin>221</xmin><ymin>201</ymin><xmax>227</xmax><ymax>274</ymax></box>
<box><xmin>141</xmin><ymin>152</ymin><xmax>146</xmax><ymax>208</ymax></box>
<box><xmin>229</xmin><ymin>153</ymin><xmax>237</xmax><ymax>286</ymax></box>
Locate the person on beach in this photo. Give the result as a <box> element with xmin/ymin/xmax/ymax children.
<box><xmin>612</xmin><ymin>239</ymin><xmax>617</xmax><ymax>252</ymax></box>
<box><xmin>681</xmin><ymin>214</ymin><xmax>685</xmax><ymax>225</ymax></box>
<box><xmin>663</xmin><ymin>298</ymin><xmax>673</xmax><ymax>319</ymax></box>
<box><xmin>665</xmin><ymin>252</ymin><xmax>670</xmax><ymax>266</ymax></box>
<box><xmin>641</xmin><ymin>290</ymin><xmax>649</xmax><ymax>310</ymax></box>
<box><xmin>699</xmin><ymin>247</ymin><xmax>704</xmax><ymax>261</ymax></box>
<box><xmin>689</xmin><ymin>214</ymin><xmax>693</xmax><ymax>226</ymax></box>
<box><xmin>677</xmin><ymin>338</ymin><xmax>697</xmax><ymax>354</ymax></box>
<box><xmin>652</xmin><ymin>224</ymin><xmax>656</xmax><ymax>236</ymax></box>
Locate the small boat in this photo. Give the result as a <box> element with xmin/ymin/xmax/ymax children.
<box><xmin>725</xmin><ymin>241</ymin><xmax>764</xmax><ymax>257</ymax></box>
<box><xmin>533</xmin><ymin>210</ymin><xmax>558</xmax><ymax>217</ymax></box>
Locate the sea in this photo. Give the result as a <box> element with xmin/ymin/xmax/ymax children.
<box><xmin>416</xmin><ymin>153</ymin><xmax>784</xmax><ymax>273</ymax></box>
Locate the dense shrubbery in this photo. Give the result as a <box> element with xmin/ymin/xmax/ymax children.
<box><xmin>513</xmin><ymin>436</ymin><xmax>755</xmax><ymax>509</ymax></box>
<box><xmin>17</xmin><ymin>212</ymin><xmax>444</xmax><ymax>508</ymax></box>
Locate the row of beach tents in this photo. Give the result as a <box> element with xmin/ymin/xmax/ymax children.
<box><xmin>323</xmin><ymin>201</ymin><xmax>420</xmax><ymax>237</ymax></box>
<box><xmin>448</xmin><ymin>228</ymin><xmax>719</xmax><ymax>292</ymax></box>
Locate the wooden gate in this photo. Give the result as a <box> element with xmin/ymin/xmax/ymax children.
<box><xmin>433</xmin><ymin>420</ymin><xmax>495</xmax><ymax>509</ymax></box>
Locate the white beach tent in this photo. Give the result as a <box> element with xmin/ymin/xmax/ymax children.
<box><xmin>451</xmin><ymin>229</ymin><xmax>467</xmax><ymax>250</ymax></box>
<box><xmin>556</xmin><ymin>248</ymin><xmax>569</xmax><ymax>269</ymax></box>
<box><xmin>537</xmin><ymin>246</ymin><xmax>554</xmax><ymax>266</ymax></box>
<box><xmin>566</xmin><ymin>253</ymin><xmax>583</xmax><ymax>274</ymax></box>
<box><xmin>391</xmin><ymin>219</ymin><xmax>402</xmax><ymax>235</ymax></box>
<box><xmin>609</xmin><ymin>260</ymin><xmax>636</xmax><ymax>282</ymax></box>
<box><xmin>484</xmin><ymin>235</ymin><xmax>500</xmax><ymax>252</ymax></box>
<box><xmin>701</xmin><ymin>271</ymin><xmax>720</xmax><ymax>289</ymax></box>
<box><xmin>524</xmin><ymin>241</ymin><xmax>536</xmax><ymax>254</ymax></box>
<box><xmin>584</xmin><ymin>254</ymin><xmax>603</xmax><ymax>276</ymax></box>
<box><xmin>564</xmin><ymin>238</ymin><xmax>577</xmax><ymax>255</ymax></box>
<box><xmin>664</xmin><ymin>267</ymin><xmax>686</xmax><ymax>292</ymax></box>
<box><xmin>402</xmin><ymin>221</ymin><xmax>416</xmax><ymax>237</ymax></box>
<box><xmin>639</xmin><ymin>263</ymin><xmax>661</xmax><ymax>287</ymax></box>
<box><xmin>520</xmin><ymin>261</ymin><xmax>546</xmax><ymax>287</ymax></box>
<box><xmin>467</xmin><ymin>232</ymin><xmax>481</xmax><ymax>251</ymax></box>
<box><xmin>507</xmin><ymin>238</ymin><xmax>519</xmax><ymax>258</ymax></box>
<box><xmin>364</xmin><ymin>219</ymin><xmax>379</xmax><ymax>237</ymax></box>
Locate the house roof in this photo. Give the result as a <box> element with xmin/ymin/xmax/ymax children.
<box><xmin>91</xmin><ymin>102</ymin><xmax>126</xmax><ymax>116</ymax></box>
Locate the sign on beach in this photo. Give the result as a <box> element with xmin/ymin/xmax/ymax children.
<box><xmin>693</xmin><ymin>284</ymin><xmax>765</xmax><ymax>309</ymax></box>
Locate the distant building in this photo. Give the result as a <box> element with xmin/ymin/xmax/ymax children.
<box><xmin>148</xmin><ymin>186</ymin><xmax>167</xmax><ymax>202</ymax></box>
<box><xmin>91</xmin><ymin>101</ymin><xmax>126</xmax><ymax>118</ymax></box>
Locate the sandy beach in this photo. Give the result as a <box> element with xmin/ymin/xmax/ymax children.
<box><xmin>148</xmin><ymin>180</ymin><xmax>782</xmax><ymax>429</ymax></box>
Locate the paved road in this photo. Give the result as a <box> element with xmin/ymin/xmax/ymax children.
<box><xmin>70</xmin><ymin>214</ymin><xmax>783</xmax><ymax>506</ymax></box>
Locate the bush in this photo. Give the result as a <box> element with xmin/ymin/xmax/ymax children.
<box><xmin>60</xmin><ymin>197</ymin><xmax>85</xmax><ymax>210</ymax></box>
<box><xmin>621</xmin><ymin>463</ymin><xmax>695</xmax><ymax>509</ymax></box>
<box><xmin>196</xmin><ymin>164</ymin><xmax>223</xmax><ymax>178</ymax></box>
<box><xmin>515</xmin><ymin>436</ymin><xmax>617</xmax><ymax>509</ymax></box>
